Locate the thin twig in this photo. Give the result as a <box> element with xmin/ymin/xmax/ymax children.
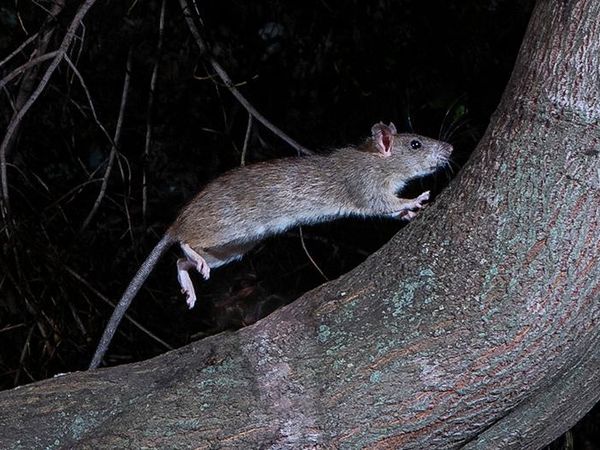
<box><xmin>11</xmin><ymin>0</ymin><xmax>66</xmax><ymax>114</ymax></box>
<box><xmin>0</xmin><ymin>0</ymin><xmax>98</xmax><ymax>217</ymax></box>
<box><xmin>0</xmin><ymin>323</ymin><xmax>26</xmax><ymax>333</ymax></box>
<box><xmin>1</xmin><ymin>0</ymin><xmax>66</xmax><ymax>209</ymax></box>
<box><xmin>69</xmin><ymin>302</ymin><xmax>87</xmax><ymax>337</ymax></box>
<box><xmin>0</xmin><ymin>31</ymin><xmax>39</xmax><ymax>69</ymax></box>
<box><xmin>240</xmin><ymin>113</ymin><xmax>252</xmax><ymax>166</ymax></box>
<box><xmin>0</xmin><ymin>52</ymin><xmax>59</xmax><ymax>91</ymax></box>
<box><xmin>80</xmin><ymin>48</ymin><xmax>132</xmax><ymax>232</ymax></box>
<box><xmin>126</xmin><ymin>0</ymin><xmax>141</xmax><ymax>15</ymax></box>
<box><xmin>142</xmin><ymin>0</ymin><xmax>166</xmax><ymax>224</ymax></box>
<box><xmin>114</xmin><ymin>150</ymin><xmax>134</xmax><ymax>243</ymax></box>
<box><xmin>298</xmin><ymin>226</ymin><xmax>329</xmax><ymax>281</ymax></box>
<box><xmin>44</xmin><ymin>178</ymin><xmax>100</xmax><ymax>211</ymax></box>
<box><xmin>2</xmin><ymin>84</ymin><xmax>17</xmax><ymax>113</ymax></box>
<box><xmin>64</xmin><ymin>266</ymin><xmax>173</xmax><ymax>351</ymax></box>
<box><xmin>67</xmin><ymin>23</ymin><xmax>86</xmax><ymax>87</ymax></box>
<box><xmin>178</xmin><ymin>0</ymin><xmax>313</xmax><ymax>156</ymax></box>
<box><xmin>31</xmin><ymin>0</ymin><xmax>54</xmax><ymax>16</ymax></box>
<box><xmin>189</xmin><ymin>0</ymin><xmax>203</xmax><ymax>24</ymax></box>
<box><xmin>122</xmin><ymin>189</ymin><xmax>134</xmax><ymax>243</ymax></box>
<box><xmin>16</xmin><ymin>2</ymin><xmax>29</xmax><ymax>35</ymax></box>
<box><xmin>14</xmin><ymin>325</ymin><xmax>35</xmax><ymax>386</ymax></box>
<box><xmin>62</xmin><ymin>54</ymin><xmax>115</xmax><ymax>148</ymax></box>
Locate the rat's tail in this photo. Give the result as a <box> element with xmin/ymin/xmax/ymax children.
<box><xmin>89</xmin><ymin>234</ymin><xmax>175</xmax><ymax>369</ymax></box>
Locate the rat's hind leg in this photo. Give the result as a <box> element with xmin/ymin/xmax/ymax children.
<box><xmin>177</xmin><ymin>258</ymin><xmax>198</xmax><ymax>308</ymax></box>
<box><xmin>178</xmin><ymin>243</ymin><xmax>211</xmax><ymax>309</ymax></box>
<box><xmin>202</xmin><ymin>241</ymin><xmax>257</xmax><ymax>268</ymax></box>
<box><xmin>181</xmin><ymin>243</ymin><xmax>211</xmax><ymax>279</ymax></box>
<box><xmin>176</xmin><ymin>241</ymin><xmax>256</xmax><ymax>309</ymax></box>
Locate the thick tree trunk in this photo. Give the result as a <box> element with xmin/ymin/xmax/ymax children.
<box><xmin>1</xmin><ymin>0</ymin><xmax>598</xmax><ymax>448</ymax></box>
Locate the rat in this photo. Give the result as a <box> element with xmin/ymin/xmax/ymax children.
<box><xmin>89</xmin><ymin>122</ymin><xmax>453</xmax><ymax>369</ymax></box>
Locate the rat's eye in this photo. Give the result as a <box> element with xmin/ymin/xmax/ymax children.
<box><xmin>410</xmin><ymin>140</ymin><xmax>422</xmax><ymax>150</ymax></box>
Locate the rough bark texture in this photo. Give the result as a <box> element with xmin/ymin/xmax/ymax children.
<box><xmin>1</xmin><ymin>0</ymin><xmax>599</xmax><ymax>448</ymax></box>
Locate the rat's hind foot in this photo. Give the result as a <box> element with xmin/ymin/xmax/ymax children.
<box><xmin>177</xmin><ymin>258</ymin><xmax>197</xmax><ymax>308</ymax></box>
<box><xmin>409</xmin><ymin>190</ymin><xmax>430</xmax><ymax>209</ymax></box>
<box><xmin>181</xmin><ymin>243</ymin><xmax>211</xmax><ymax>280</ymax></box>
<box><xmin>177</xmin><ymin>243</ymin><xmax>212</xmax><ymax>309</ymax></box>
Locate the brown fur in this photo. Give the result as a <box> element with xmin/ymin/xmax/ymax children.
<box><xmin>169</xmin><ymin>133</ymin><xmax>452</xmax><ymax>259</ymax></box>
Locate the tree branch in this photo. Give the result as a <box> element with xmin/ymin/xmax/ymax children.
<box><xmin>80</xmin><ymin>48</ymin><xmax>132</xmax><ymax>232</ymax></box>
<box><xmin>0</xmin><ymin>52</ymin><xmax>59</xmax><ymax>91</ymax></box>
<box><xmin>178</xmin><ymin>0</ymin><xmax>313</xmax><ymax>156</ymax></box>
<box><xmin>142</xmin><ymin>0</ymin><xmax>166</xmax><ymax>224</ymax></box>
<box><xmin>65</xmin><ymin>266</ymin><xmax>173</xmax><ymax>351</ymax></box>
<box><xmin>0</xmin><ymin>0</ymin><xmax>98</xmax><ymax>218</ymax></box>
<box><xmin>0</xmin><ymin>31</ymin><xmax>39</xmax><ymax>69</ymax></box>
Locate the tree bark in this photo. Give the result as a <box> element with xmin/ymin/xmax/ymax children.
<box><xmin>1</xmin><ymin>0</ymin><xmax>599</xmax><ymax>448</ymax></box>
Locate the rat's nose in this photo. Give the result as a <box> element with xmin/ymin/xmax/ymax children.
<box><xmin>444</xmin><ymin>142</ymin><xmax>454</xmax><ymax>155</ymax></box>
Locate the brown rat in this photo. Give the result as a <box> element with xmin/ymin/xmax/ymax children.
<box><xmin>89</xmin><ymin>122</ymin><xmax>452</xmax><ymax>369</ymax></box>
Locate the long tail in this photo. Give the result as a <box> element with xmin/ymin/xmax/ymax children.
<box><xmin>89</xmin><ymin>234</ymin><xmax>175</xmax><ymax>369</ymax></box>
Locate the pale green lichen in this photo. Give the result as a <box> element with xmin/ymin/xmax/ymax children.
<box><xmin>419</xmin><ymin>268</ymin><xmax>435</xmax><ymax>277</ymax></box>
<box><xmin>318</xmin><ymin>324</ymin><xmax>331</xmax><ymax>343</ymax></box>
<box><xmin>69</xmin><ymin>416</ymin><xmax>86</xmax><ymax>440</ymax></box>
<box><xmin>487</xmin><ymin>264</ymin><xmax>499</xmax><ymax>279</ymax></box>
<box><xmin>390</xmin><ymin>280</ymin><xmax>422</xmax><ymax>316</ymax></box>
<box><xmin>200</xmin><ymin>354</ymin><xmax>237</xmax><ymax>374</ymax></box>
<box><xmin>331</xmin><ymin>357</ymin><xmax>346</xmax><ymax>371</ymax></box>
<box><xmin>374</xmin><ymin>339</ymin><xmax>397</xmax><ymax>357</ymax></box>
<box><xmin>369</xmin><ymin>371</ymin><xmax>382</xmax><ymax>383</ymax></box>
<box><xmin>196</xmin><ymin>356</ymin><xmax>249</xmax><ymax>392</ymax></box>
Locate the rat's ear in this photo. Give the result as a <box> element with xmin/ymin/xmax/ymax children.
<box><xmin>371</xmin><ymin>122</ymin><xmax>396</xmax><ymax>157</ymax></box>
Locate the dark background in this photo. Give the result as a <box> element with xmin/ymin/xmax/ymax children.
<box><xmin>0</xmin><ymin>0</ymin><xmax>597</xmax><ymax>447</ymax></box>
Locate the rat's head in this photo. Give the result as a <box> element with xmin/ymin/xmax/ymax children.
<box><xmin>371</xmin><ymin>122</ymin><xmax>453</xmax><ymax>177</ymax></box>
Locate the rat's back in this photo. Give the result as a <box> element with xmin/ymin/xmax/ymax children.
<box><xmin>170</xmin><ymin>154</ymin><xmax>350</xmax><ymax>249</ymax></box>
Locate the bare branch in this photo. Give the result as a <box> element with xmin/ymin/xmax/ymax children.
<box><xmin>142</xmin><ymin>0</ymin><xmax>166</xmax><ymax>224</ymax></box>
<box><xmin>0</xmin><ymin>0</ymin><xmax>98</xmax><ymax>217</ymax></box>
<box><xmin>0</xmin><ymin>52</ymin><xmax>59</xmax><ymax>91</ymax></box>
<box><xmin>64</xmin><ymin>266</ymin><xmax>173</xmax><ymax>351</ymax></box>
<box><xmin>62</xmin><ymin>55</ymin><xmax>115</xmax><ymax>148</ymax></box>
<box><xmin>240</xmin><ymin>112</ymin><xmax>252</xmax><ymax>166</ymax></box>
<box><xmin>0</xmin><ymin>32</ymin><xmax>40</xmax><ymax>69</ymax></box>
<box><xmin>67</xmin><ymin>23</ymin><xmax>86</xmax><ymax>87</ymax></box>
<box><xmin>298</xmin><ymin>226</ymin><xmax>329</xmax><ymax>281</ymax></box>
<box><xmin>178</xmin><ymin>0</ymin><xmax>313</xmax><ymax>156</ymax></box>
<box><xmin>80</xmin><ymin>48</ymin><xmax>132</xmax><ymax>232</ymax></box>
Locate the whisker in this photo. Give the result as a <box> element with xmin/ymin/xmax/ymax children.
<box><xmin>406</xmin><ymin>110</ymin><xmax>414</xmax><ymax>133</ymax></box>
<box><xmin>439</xmin><ymin>94</ymin><xmax>467</xmax><ymax>140</ymax></box>
<box><xmin>443</xmin><ymin>116</ymin><xmax>471</xmax><ymax>142</ymax></box>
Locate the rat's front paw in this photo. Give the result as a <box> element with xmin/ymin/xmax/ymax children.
<box><xmin>402</xmin><ymin>210</ymin><xmax>418</xmax><ymax>221</ymax></box>
<box><xmin>390</xmin><ymin>191</ymin><xmax>431</xmax><ymax>221</ymax></box>
<box><xmin>390</xmin><ymin>208</ymin><xmax>418</xmax><ymax>221</ymax></box>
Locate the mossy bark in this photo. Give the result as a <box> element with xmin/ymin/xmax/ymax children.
<box><xmin>1</xmin><ymin>0</ymin><xmax>599</xmax><ymax>448</ymax></box>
